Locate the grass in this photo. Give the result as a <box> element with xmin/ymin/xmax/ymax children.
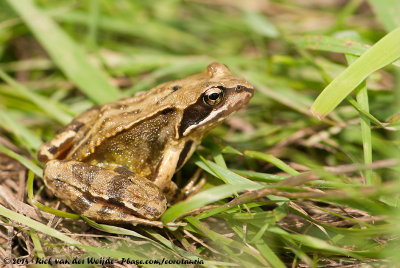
<box><xmin>0</xmin><ymin>0</ymin><xmax>399</xmax><ymax>267</ymax></box>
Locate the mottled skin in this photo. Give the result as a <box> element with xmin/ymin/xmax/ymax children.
<box><xmin>37</xmin><ymin>62</ymin><xmax>254</xmax><ymax>227</ymax></box>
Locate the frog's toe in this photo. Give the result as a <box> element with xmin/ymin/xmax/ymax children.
<box><xmin>174</xmin><ymin>169</ymin><xmax>206</xmax><ymax>202</ymax></box>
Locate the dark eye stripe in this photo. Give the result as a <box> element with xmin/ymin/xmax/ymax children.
<box><xmin>178</xmin><ymin>95</ymin><xmax>213</xmax><ymax>137</ymax></box>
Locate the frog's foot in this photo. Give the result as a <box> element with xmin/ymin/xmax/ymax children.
<box><xmin>174</xmin><ymin>169</ymin><xmax>206</xmax><ymax>202</ymax></box>
<box><xmin>43</xmin><ymin>160</ymin><xmax>168</xmax><ymax>225</ymax></box>
<box><xmin>162</xmin><ymin>181</ymin><xmax>179</xmax><ymax>205</ymax></box>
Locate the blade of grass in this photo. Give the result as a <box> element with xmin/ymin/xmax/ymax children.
<box><xmin>0</xmin><ymin>70</ymin><xmax>72</xmax><ymax>124</ymax></box>
<box><xmin>145</xmin><ymin>229</ymin><xmax>205</xmax><ymax>261</ymax></box>
<box><xmin>293</xmin><ymin>34</ymin><xmax>400</xmax><ymax>67</ymax></box>
<box><xmin>195</xmin><ymin>156</ymin><xmax>262</xmax><ymax>187</ymax></box>
<box><xmin>243</xmin><ymin>10</ymin><xmax>280</xmax><ymax>38</ymax></box>
<box><xmin>368</xmin><ymin>0</ymin><xmax>400</xmax><ymax>31</ymax></box>
<box><xmin>346</xmin><ymin>54</ymin><xmax>373</xmax><ymax>185</ymax></box>
<box><xmin>268</xmin><ymin>227</ymin><xmax>363</xmax><ymax>259</ymax></box>
<box><xmin>334</xmin><ymin>0</ymin><xmax>363</xmax><ymax>29</ymax></box>
<box><xmin>0</xmin><ymin>145</ymin><xmax>42</xmax><ymax>177</ymax></box>
<box><xmin>212</xmin><ymin>150</ymin><xmax>227</xmax><ymax>169</ymax></box>
<box><xmin>0</xmin><ymin>110</ymin><xmax>42</xmax><ymax>151</ymax></box>
<box><xmin>81</xmin><ymin>217</ymin><xmax>158</xmax><ymax>242</ymax></box>
<box><xmin>255</xmin><ymin>241</ymin><xmax>286</xmax><ymax>268</ymax></box>
<box><xmin>6</xmin><ymin>0</ymin><xmax>120</xmax><ymax>104</ymax></box>
<box><xmin>252</xmin><ymin>80</ymin><xmax>313</xmax><ymax>117</ymax></box>
<box><xmin>245</xmin><ymin>151</ymin><xmax>300</xmax><ymax>176</ymax></box>
<box><xmin>221</xmin><ymin>145</ymin><xmax>243</xmax><ymax>155</ymax></box>
<box><xmin>0</xmin><ymin>203</ymin><xmax>81</xmax><ymax>245</ymax></box>
<box><xmin>27</xmin><ymin>170</ymin><xmax>80</xmax><ymax>219</ymax></box>
<box><xmin>186</xmin><ymin>216</ymin><xmax>270</xmax><ymax>267</ymax></box>
<box><xmin>233</xmin><ymin>169</ymin><xmax>287</xmax><ymax>183</ymax></box>
<box><xmin>161</xmin><ymin>183</ymin><xmax>262</xmax><ymax>223</ymax></box>
<box><xmin>87</xmin><ymin>0</ymin><xmax>100</xmax><ymax>48</ymax></box>
<box><xmin>53</xmin><ymin>10</ymin><xmax>207</xmax><ymax>53</ymax></box>
<box><xmin>311</xmin><ymin>26</ymin><xmax>400</xmax><ymax>118</ymax></box>
<box><xmin>29</xmin><ymin>229</ymin><xmax>46</xmax><ymax>259</ymax></box>
<box><xmin>293</xmin><ymin>35</ymin><xmax>369</xmax><ymax>57</ymax></box>
<box><xmin>346</xmin><ymin>97</ymin><xmax>384</xmax><ymax>127</ymax></box>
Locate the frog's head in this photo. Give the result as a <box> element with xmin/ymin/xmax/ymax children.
<box><xmin>176</xmin><ymin>62</ymin><xmax>254</xmax><ymax>138</ymax></box>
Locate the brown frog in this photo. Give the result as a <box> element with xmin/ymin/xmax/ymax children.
<box><xmin>37</xmin><ymin>62</ymin><xmax>254</xmax><ymax>227</ymax></box>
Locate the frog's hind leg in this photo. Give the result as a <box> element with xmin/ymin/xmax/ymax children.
<box><xmin>43</xmin><ymin>160</ymin><xmax>168</xmax><ymax>226</ymax></box>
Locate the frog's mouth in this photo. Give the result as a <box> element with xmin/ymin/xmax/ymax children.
<box><xmin>178</xmin><ymin>85</ymin><xmax>254</xmax><ymax>137</ymax></box>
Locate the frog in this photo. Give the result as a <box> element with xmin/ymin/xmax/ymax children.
<box><xmin>37</xmin><ymin>62</ymin><xmax>254</xmax><ymax>227</ymax></box>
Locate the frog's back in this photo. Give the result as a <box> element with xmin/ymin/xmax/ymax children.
<box><xmin>37</xmin><ymin>85</ymin><xmax>178</xmax><ymax>163</ymax></box>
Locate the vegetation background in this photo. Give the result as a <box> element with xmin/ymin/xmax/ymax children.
<box><xmin>0</xmin><ymin>0</ymin><xmax>399</xmax><ymax>267</ymax></box>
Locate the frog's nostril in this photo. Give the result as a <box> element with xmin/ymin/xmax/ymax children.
<box><xmin>235</xmin><ymin>85</ymin><xmax>242</xmax><ymax>92</ymax></box>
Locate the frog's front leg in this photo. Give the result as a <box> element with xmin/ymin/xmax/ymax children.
<box><xmin>43</xmin><ymin>160</ymin><xmax>167</xmax><ymax>226</ymax></box>
<box><xmin>153</xmin><ymin>141</ymin><xmax>199</xmax><ymax>202</ymax></box>
<box><xmin>152</xmin><ymin>146</ymin><xmax>181</xmax><ymax>202</ymax></box>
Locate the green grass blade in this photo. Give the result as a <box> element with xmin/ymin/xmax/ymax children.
<box><xmin>161</xmin><ymin>183</ymin><xmax>262</xmax><ymax>223</ymax></box>
<box><xmin>268</xmin><ymin>227</ymin><xmax>363</xmax><ymax>259</ymax></box>
<box><xmin>27</xmin><ymin>170</ymin><xmax>80</xmax><ymax>219</ymax></box>
<box><xmin>196</xmin><ymin>157</ymin><xmax>262</xmax><ymax>187</ymax></box>
<box><xmin>212</xmin><ymin>150</ymin><xmax>227</xmax><ymax>169</ymax></box>
<box><xmin>0</xmin><ymin>110</ymin><xmax>42</xmax><ymax>151</ymax></box>
<box><xmin>81</xmin><ymin>217</ymin><xmax>155</xmax><ymax>242</ymax></box>
<box><xmin>368</xmin><ymin>0</ymin><xmax>400</xmax><ymax>31</ymax></box>
<box><xmin>293</xmin><ymin>34</ymin><xmax>400</xmax><ymax>67</ymax></box>
<box><xmin>245</xmin><ymin>151</ymin><xmax>300</xmax><ymax>176</ymax></box>
<box><xmin>251</xmin><ymin>80</ymin><xmax>313</xmax><ymax>117</ymax></box>
<box><xmin>29</xmin><ymin>229</ymin><xmax>46</xmax><ymax>259</ymax></box>
<box><xmin>87</xmin><ymin>0</ymin><xmax>100</xmax><ymax>48</ymax></box>
<box><xmin>186</xmin><ymin>216</ymin><xmax>270</xmax><ymax>266</ymax></box>
<box><xmin>0</xmin><ymin>70</ymin><xmax>72</xmax><ymax>124</ymax></box>
<box><xmin>255</xmin><ymin>241</ymin><xmax>286</xmax><ymax>268</ymax></box>
<box><xmin>54</xmin><ymin>10</ymin><xmax>207</xmax><ymax>53</ymax></box>
<box><xmin>346</xmin><ymin>97</ymin><xmax>384</xmax><ymax>127</ymax></box>
<box><xmin>0</xmin><ymin>146</ymin><xmax>42</xmax><ymax>177</ymax></box>
<box><xmin>6</xmin><ymin>0</ymin><xmax>120</xmax><ymax>104</ymax></box>
<box><xmin>233</xmin><ymin>169</ymin><xmax>287</xmax><ymax>183</ymax></box>
<box><xmin>311</xmin><ymin>26</ymin><xmax>400</xmax><ymax>118</ymax></box>
<box><xmin>244</xmin><ymin>11</ymin><xmax>279</xmax><ymax>38</ymax></box>
<box><xmin>293</xmin><ymin>35</ymin><xmax>370</xmax><ymax>56</ymax></box>
<box><xmin>145</xmin><ymin>229</ymin><xmax>205</xmax><ymax>261</ymax></box>
<box><xmin>0</xmin><ymin>203</ymin><xmax>81</xmax><ymax>245</ymax></box>
<box><xmin>346</xmin><ymin>54</ymin><xmax>373</xmax><ymax>185</ymax></box>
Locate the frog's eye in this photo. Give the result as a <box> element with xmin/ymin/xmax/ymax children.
<box><xmin>203</xmin><ymin>87</ymin><xmax>224</xmax><ymax>106</ymax></box>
